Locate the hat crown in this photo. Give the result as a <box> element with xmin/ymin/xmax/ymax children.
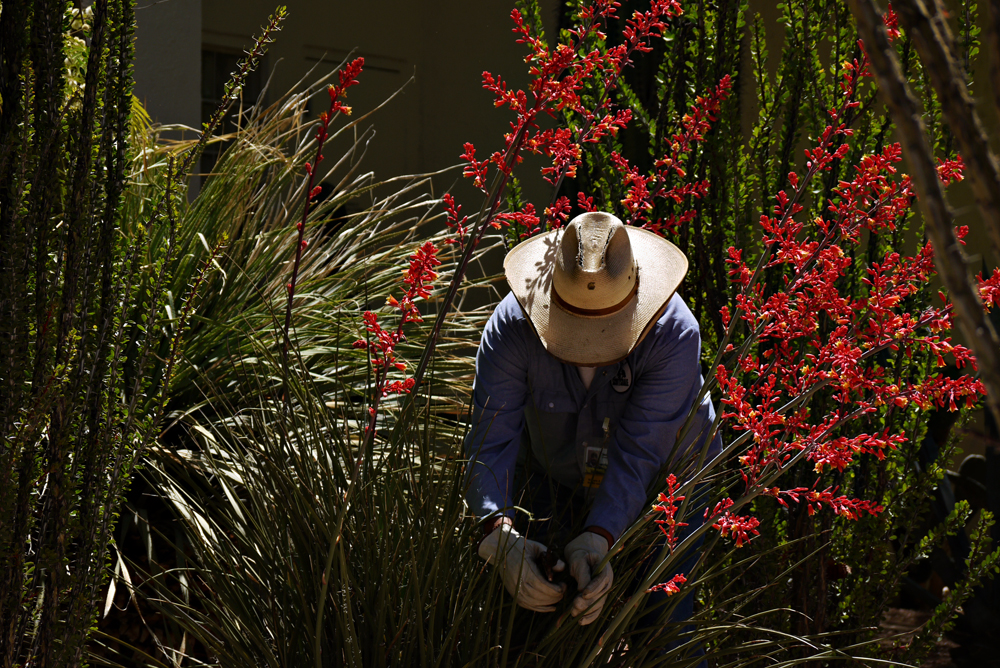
<box><xmin>552</xmin><ymin>213</ymin><xmax>637</xmax><ymax>314</ymax></box>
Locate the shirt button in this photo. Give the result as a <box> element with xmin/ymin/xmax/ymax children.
<box><xmin>548</xmin><ymin>402</ymin><xmax>554</xmax><ymax>408</ymax></box>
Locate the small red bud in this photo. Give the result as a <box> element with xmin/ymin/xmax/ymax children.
<box><xmin>297</xmin><ymin>222</ymin><xmax>303</xmax><ymax>231</ymax></box>
<box><xmin>310</xmin><ymin>185</ymin><xmax>322</xmax><ymax>199</ymax></box>
<box><xmin>305</xmin><ymin>162</ymin><xmax>312</xmax><ymax>174</ymax></box>
<box><xmin>301</xmin><ymin>240</ymin><xmax>308</xmax><ymax>249</ymax></box>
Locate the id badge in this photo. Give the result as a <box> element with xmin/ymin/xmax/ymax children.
<box><xmin>582</xmin><ymin>445</ymin><xmax>608</xmax><ymax>488</ymax></box>
<box><xmin>582</xmin><ymin>418</ymin><xmax>612</xmax><ymax>489</ymax></box>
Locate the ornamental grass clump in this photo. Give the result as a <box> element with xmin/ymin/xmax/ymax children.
<box><xmin>94</xmin><ymin>30</ymin><xmax>501</xmax><ymax>665</ymax></box>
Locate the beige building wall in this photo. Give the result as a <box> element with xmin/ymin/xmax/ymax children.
<box><xmin>133</xmin><ymin>0</ymin><xmax>202</xmax><ymax>132</ymax></box>
<box><xmin>199</xmin><ymin>0</ymin><xmax>560</xmax><ymax>205</ymax></box>
<box><xmin>132</xmin><ymin>0</ymin><xmax>559</xmax><ymax>203</ymax></box>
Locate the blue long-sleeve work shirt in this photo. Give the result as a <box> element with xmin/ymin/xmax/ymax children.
<box><xmin>464</xmin><ymin>292</ymin><xmax>723</xmax><ymax>541</ymax></box>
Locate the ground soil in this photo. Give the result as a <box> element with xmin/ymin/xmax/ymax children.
<box><xmin>880</xmin><ymin>607</ymin><xmax>1000</xmax><ymax>668</ymax></box>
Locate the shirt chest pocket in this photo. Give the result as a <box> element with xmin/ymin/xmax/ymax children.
<box><xmin>524</xmin><ymin>390</ymin><xmax>581</xmax><ymax>488</ymax></box>
<box><xmin>533</xmin><ymin>390</ymin><xmax>576</xmax><ymax>414</ymax></box>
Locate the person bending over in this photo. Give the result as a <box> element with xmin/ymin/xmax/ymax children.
<box><xmin>465</xmin><ymin>211</ymin><xmax>721</xmax><ymax>635</ymax></box>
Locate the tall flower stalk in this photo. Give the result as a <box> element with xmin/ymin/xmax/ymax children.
<box><xmin>281</xmin><ymin>57</ymin><xmax>364</xmax><ymax>376</ymax></box>
<box><xmin>354</xmin><ymin>241</ymin><xmax>442</xmax><ymax>442</ymax></box>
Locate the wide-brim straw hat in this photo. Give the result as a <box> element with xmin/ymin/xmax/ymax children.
<box><xmin>504</xmin><ymin>212</ymin><xmax>688</xmax><ymax>366</ymax></box>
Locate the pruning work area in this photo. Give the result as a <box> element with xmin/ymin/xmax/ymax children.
<box><xmin>3</xmin><ymin>0</ymin><xmax>1000</xmax><ymax>666</ymax></box>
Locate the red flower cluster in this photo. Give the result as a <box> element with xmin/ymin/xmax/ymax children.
<box><xmin>462</xmin><ymin>2</ymin><xmax>686</xmax><ymax>240</ymax></box>
<box><xmin>694</xmin><ymin>47</ymin><xmax>991</xmax><ymax>546</ymax></box>
<box><xmin>979</xmin><ymin>268</ymin><xmax>1000</xmax><ymax>310</ymax></box>
<box><xmin>496</xmin><ymin>203</ymin><xmax>543</xmax><ymax>238</ymax></box>
<box><xmin>305</xmin><ymin>57</ymin><xmax>364</xmax><ymax>181</ymax></box>
<box><xmin>442</xmin><ymin>193</ymin><xmax>469</xmax><ymax>248</ymax></box>
<box><xmin>705</xmin><ymin>498</ymin><xmax>760</xmax><ymax>548</ymax></box>
<box><xmin>612</xmin><ymin>74</ymin><xmax>732</xmax><ymax>234</ymax></box>
<box><xmin>355</xmin><ymin>241</ymin><xmax>441</xmax><ymax>411</ymax></box>
<box><xmin>936</xmin><ymin>155</ymin><xmax>964</xmax><ymax>186</ymax></box>
<box><xmin>327</xmin><ymin>56</ymin><xmax>363</xmax><ymax>118</ymax></box>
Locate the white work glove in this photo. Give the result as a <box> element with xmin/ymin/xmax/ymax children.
<box><xmin>478</xmin><ymin>524</ymin><xmax>566</xmax><ymax>612</ymax></box>
<box><xmin>565</xmin><ymin>531</ymin><xmax>613</xmax><ymax>625</ymax></box>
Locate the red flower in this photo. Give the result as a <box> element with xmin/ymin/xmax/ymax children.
<box><xmin>648</xmin><ymin>573</ymin><xmax>687</xmax><ymax>595</ymax></box>
<box><xmin>463</xmin><ymin>1</ymin><xmax>692</xmax><ymax>239</ymax></box>
<box><xmin>936</xmin><ymin>155</ymin><xmax>964</xmax><ymax>186</ymax></box>
<box><xmin>651</xmin><ymin>474</ymin><xmax>689</xmax><ymax>548</ymax></box>
<box><xmin>442</xmin><ymin>193</ymin><xmax>469</xmax><ymax>248</ymax></box>
<box><xmin>706</xmin><ymin>500</ymin><xmax>760</xmax><ymax>548</ymax></box>
<box><xmin>883</xmin><ymin>4</ymin><xmax>901</xmax><ymax>41</ymax></box>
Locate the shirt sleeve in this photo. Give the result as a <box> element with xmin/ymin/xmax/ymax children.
<box><xmin>464</xmin><ymin>295</ymin><xmax>530</xmax><ymax>520</ymax></box>
<box><xmin>585</xmin><ymin>295</ymin><xmax>721</xmax><ymax>540</ymax></box>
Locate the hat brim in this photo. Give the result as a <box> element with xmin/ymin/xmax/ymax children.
<box><xmin>503</xmin><ymin>226</ymin><xmax>688</xmax><ymax>366</ymax></box>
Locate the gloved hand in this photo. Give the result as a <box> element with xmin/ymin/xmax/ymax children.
<box><xmin>478</xmin><ymin>524</ymin><xmax>566</xmax><ymax>612</ymax></box>
<box><xmin>565</xmin><ymin>530</ymin><xmax>613</xmax><ymax>625</ymax></box>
